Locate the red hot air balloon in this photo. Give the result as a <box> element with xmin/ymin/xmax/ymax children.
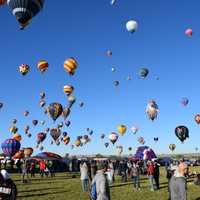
<box><xmin>185</xmin><ymin>28</ymin><xmax>193</xmax><ymax>37</ymax></box>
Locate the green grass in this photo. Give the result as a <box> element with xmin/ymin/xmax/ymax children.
<box><xmin>10</xmin><ymin>167</ymin><xmax>200</xmax><ymax>200</ymax></box>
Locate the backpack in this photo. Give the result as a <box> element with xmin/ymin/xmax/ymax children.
<box><xmin>90</xmin><ymin>181</ymin><xmax>97</xmax><ymax>200</ymax></box>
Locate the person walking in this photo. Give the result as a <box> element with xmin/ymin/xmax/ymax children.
<box><xmin>147</xmin><ymin>161</ymin><xmax>155</xmax><ymax>191</ymax></box>
<box><xmin>91</xmin><ymin>160</ymin><xmax>97</xmax><ymax>180</ymax></box>
<box><xmin>80</xmin><ymin>162</ymin><xmax>89</xmax><ymax>192</ymax></box>
<box><xmin>39</xmin><ymin>160</ymin><xmax>46</xmax><ymax>178</ymax></box>
<box><xmin>91</xmin><ymin>163</ymin><xmax>110</xmax><ymax>200</ymax></box>
<box><xmin>153</xmin><ymin>159</ymin><xmax>160</xmax><ymax>189</ymax></box>
<box><xmin>21</xmin><ymin>160</ymin><xmax>30</xmax><ymax>183</ymax></box>
<box><xmin>169</xmin><ymin>162</ymin><xmax>188</xmax><ymax>200</ymax></box>
<box><xmin>131</xmin><ymin>161</ymin><xmax>141</xmax><ymax>190</ymax></box>
<box><xmin>0</xmin><ymin>169</ymin><xmax>17</xmax><ymax>200</ymax></box>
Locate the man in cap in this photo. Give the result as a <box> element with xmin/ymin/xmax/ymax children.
<box><xmin>91</xmin><ymin>162</ymin><xmax>110</xmax><ymax>200</ymax></box>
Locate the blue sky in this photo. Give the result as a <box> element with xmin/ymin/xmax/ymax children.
<box><xmin>0</xmin><ymin>0</ymin><xmax>200</xmax><ymax>156</ymax></box>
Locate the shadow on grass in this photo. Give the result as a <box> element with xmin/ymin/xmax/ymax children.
<box><xmin>17</xmin><ymin>190</ymin><xmax>68</xmax><ymax>198</ymax></box>
<box><xmin>19</xmin><ymin>186</ymin><xmax>64</xmax><ymax>193</ymax></box>
<box><xmin>14</xmin><ymin>176</ymin><xmax>75</xmax><ymax>182</ymax></box>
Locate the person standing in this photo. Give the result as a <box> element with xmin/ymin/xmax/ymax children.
<box><xmin>92</xmin><ymin>163</ymin><xmax>110</xmax><ymax>200</ymax></box>
<box><xmin>30</xmin><ymin>162</ymin><xmax>35</xmax><ymax>178</ymax></box>
<box><xmin>39</xmin><ymin>160</ymin><xmax>46</xmax><ymax>178</ymax></box>
<box><xmin>131</xmin><ymin>161</ymin><xmax>140</xmax><ymax>190</ymax></box>
<box><xmin>80</xmin><ymin>162</ymin><xmax>89</xmax><ymax>192</ymax></box>
<box><xmin>21</xmin><ymin>160</ymin><xmax>30</xmax><ymax>183</ymax></box>
<box><xmin>91</xmin><ymin>160</ymin><xmax>97</xmax><ymax>180</ymax></box>
<box><xmin>170</xmin><ymin>162</ymin><xmax>188</xmax><ymax>200</ymax></box>
<box><xmin>153</xmin><ymin>160</ymin><xmax>160</xmax><ymax>189</ymax></box>
<box><xmin>147</xmin><ymin>161</ymin><xmax>155</xmax><ymax>191</ymax></box>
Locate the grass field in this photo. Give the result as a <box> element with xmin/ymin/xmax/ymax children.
<box><xmin>11</xmin><ymin>167</ymin><xmax>200</xmax><ymax>200</ymax></box>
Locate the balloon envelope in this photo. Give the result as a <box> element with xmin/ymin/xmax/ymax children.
<box><xmin>1</xmin><ymin>139</ymin><xmax>21</xmax><ymax>157</ymax></box>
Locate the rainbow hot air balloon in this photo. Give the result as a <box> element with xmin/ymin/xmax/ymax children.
<box><xmin>37</xmin><ymin>60</ymin><xmax>48</xmax><ymax>73</ymax></box>
<box><xmin>1</xmin><ymin>138</ymin><xmax>21</xmax><ymax>157</ymax></box>
<box><xmin>64</xmin><ymin>57</ymin><xmax>78</xmax><ymax>75</ymax></box>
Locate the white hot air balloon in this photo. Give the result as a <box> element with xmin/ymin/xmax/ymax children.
<box><xmin>131</xmin><ymin>126</ymin><xmax>139</xmax><ymax>134</ymax></box>
<box><xmin>126</xmin><ymin>20</ymin><xmax>138</xmax><ymax>33</ymax></box>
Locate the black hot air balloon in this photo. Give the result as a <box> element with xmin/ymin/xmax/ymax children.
<box><xmin>50</xmin><ymin>128</ymin><xmax>61</xmax><ymax>142</ymax></box>
<box><xmin>175</xmin><ymin>126</ymin><xmax>189</xmax><ymax>143</ymax></box>
<box><xmin>7</xmin><ymin>0</ymin><xmax>45</xmax><ymax>29</ymax></box>
<box><xmin>47</xmin><ymin>103</ymin><xmax>63</xmax><ymax>122</ymax></box>
<box><xmin>32</xmin><ymin>120</ymin><xmax>38</xmax><ymax>126</ymax></box>
<box><xmin>154</xmin><ymin>137</ymin><xmax>158</xmax><ymax>142</ymax></box>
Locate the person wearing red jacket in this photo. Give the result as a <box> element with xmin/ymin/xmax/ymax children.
<box><xmin>39</xmin><ymin>161</ymin><xmax>46</xmax><ymax>178</ymax></box>
<box><xmin>147</xmin><ymin>161</ymin><xmax>155</xmax><ymax>191</ymax></box>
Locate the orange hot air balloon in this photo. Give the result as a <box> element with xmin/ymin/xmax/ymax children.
<box><xmin>64</xmin><ymin>136</ymin><xmax>70</xmax><ymax>145</ymax></box>
<box><xmin>37</xmin><ymin>60</ymin><xmax>49</xmax><ymax>73</ymax></box>
<box><xmin>12</xmin><ymin>150</ymin><xmax>24</xmax><ymax>159</ymax></box>
<box><xmin>117</xmin><ymin>125</ymin><xmax>127</xmax><ymax>136</ymax></box>
<box><xmin>64</xmin><ymin>57</ymin><xmax>78</xmax><ymax>75</ymax></box>
<box><xmin>195</xmin><ymin>114</ymin><xmax>200</xmax><ymax>125</ymax></box>
<box><xmin>12</xmin><ymin>133</ymin><xmax>22</xmax><ymax>142</ymax></box>
<box><xmin>63</xmin><ymin>85</ymin><xmax>74</xmax><ymax>95</ymax></box>
<box><xmin>0</xmin><ymin>0</ymin><xmax>6</xmax><ymax>5</ymax></box>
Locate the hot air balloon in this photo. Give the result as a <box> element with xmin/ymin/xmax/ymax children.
<box><xmin>154</xmin><ymin>137</ymin><xmax>158</xmax><ymax>142</ymax></box>
<box><xmin>1</xmin><ymin>139</ymin><xmax>21</xmax><ymax>157</ymax></box>
<box><xmin>37</xmin><ymin>132</ymin><xmax>46</xmax><ymax>144</ymax></box>
<box><xmin>181</xmin><ymin>97</ymin><xmax>189</xmax><ymax>106</ymax></box>
<box><xmin>128</xmin><ymin>147</ymin><xmax>132</xmax><ymax>151</ymax></box>
<box><xmin>185</xmin><ymin>28</ymin><xmax>193</xmax><ymax>37</ymax></box>
<box><xmin>12</xmin><ymin>150</ymin><xmax>24</xmax><ymax>159</ymax></box>
<box><xmin>50</xmin><ymin>128</ymin><xmax>61</xmax><ymax>142</ymax></box>
<box><xmin>131</xmin><ymin>126</ymin><xmax>139</xmax><ymax>134</ymax></box>
<box><xmin>19</xmin><ymin>64</ymin><xmax>30</xmax><ymax>75</ymax></box>
<box><xmin>62</xmin><ymin>132</ymin><xmax>68</xmax><ymax>137</ymax></box>
<box><xmin>110</xmin><ymin>0</ymin><xmax>116</xmax><ymax>5</ymax></box>
<box><xmin>68</xmin><ymin>96</ymin><xmax>76</xmax><ymax>108</ymax></box>
<box><xmin>12</xmin><ymin>133</ymin><xmax>22</xmax><ymax>142</ymax></box>
<box><xmin>111</xmin><ymin>67</ymin><xmax>116</xmax><ymax>72</ymax></box>
<box><xmin>65</xmin><ymin>120</ymin><xmax>71</xmax><ymax>127</ymax></box>
<box><xmin>47</xmin><ymin>103</ymin><xmax>63</xmax><ymax>122</ymax></box>
<box><xmin>113</xmin><ymin>81</ymin><xmax>119</xmax><ymax>87</ymax></box>
<box><xmin>135</xmin><ymin>146</ymin><xmax>157</xmax><ymax>161</ymax></box>
<box><xmin>24</xmin><ymin>125</ymin><xmax>30</xmax><ymax>134</ymax></box>
<box><xmin>9</xmin><ymin>126</ymin><xmax>18</xmax><ymax>134</ymax></box>
<box><xmin>24</xmin><ymin>147</ymin><xmax>33</xmax><ymax>158</ymax></box>
<box><xmin>169</xmin><ymin>144</ymin><xmax>176</xmax><ymax>152</ymax></box>
<box><xmin>145</xmin><ymin>100</ymin><xmax>159</xmax><ymax>121</ymax></box>
<box><xmin>62</xmin><ymin>107</ymin><xmax>71</xmax><ymax>120</ymax></box>
<box><xmin>63</xmin><ymin>85</ymin><xmax>74</xmax><ymax>96</ymax></box>
<box><xmin>45</xmin><ymin>128</ymin><xmax>50</xmax><ymax>133</ymax></box>
<box><xmin>118</xmin><ymin>125</ymin><xmax>127</xmax><ymax>136</ymax></box>
<box><xmin>40</xmin><ymin>91</ymin><xmax>45</xmax><ymax>99</ymax></box>
<box><xmin>63</xmin><ymin>136</ymin><xmax>70</xmax><ymax>145</ymax></box>
<box><xmin>195</xmin><ymin>114</ymin><xmax>200</xmax><ymax>125</ymax></box>
<box><xmin>107</xmin><ymin>50</ymin><xmax>112</xmax><ymax>57</ymax></box>
<box><xmin>23</xmin><ymin>110</ymin><xmax>29</xmax><ymax>117</ymax></box>
<box><xmin>7</xmin><ymin>0</ymin><xmax>45</xmax><ymax>29</ymax></box>
<box><xmin>0</xmin><ymin>103</ymin><xmax>3</xmax><ymax>109</ymax></box>
<box><xmin>32</xmin><ymin>120</ymin><xmax>38</xmax><ymax>126</ymax></box>
<box><xmin>101</xmin><ymin>134</ymin><xmax>105</xmax><ymax>139</ymax></box>
<box><xmin>57</xmin><ymin>122</ymin><xmax>64</xmax><ymax>129</ymax></box>
<box><xmin>0</xmin><ymin>0</ymin><xmax>6</xmax><ymax>6</ymax></box>
<box><xmin>116</xmin><ymin>145</ymin><xmax>123</xmax><ymax>155</ymax></box>
<box><xmin>75</xmin><ymin>139</ymin><xmax>81</xmax><ymax>147</ymax></box>
<box><xmin>104</xmin><ymin>143</ymin><xmax>109</xmax><ymax>148</ymax></box>
<box><xmin>79</xmin><ymin>102</ymin><xmax>84</xmax><ymax>108</ymax></box>
<box><xmin>64</xmin><ymin>57</ymin><xmax>78</xmax><ymax>75</ymax></box>
<box><xmin>39</xmin><ymin>99</ymin><xmax>46</xmax><ymax>108</ymax></box>
<box><xmin>139</xmin><ymin>68</ymin><xmax>149</xmax><ymax>79</ymax></box>
<box><xmin>12</xmin><ymin>119</ymin><xmax>17</xmax><ymax>124</ymax></box>
<box><xmin>39</xmin><ymin>146</ymin><xmax>44</xmax><ymax>151</ymax></box>
<box><xmin>27</xmin><ymin>133</ymin><xmax>32</xmax><ymax>138</ymax></box>
<box><xmin>175</xmin><ymin>126</ymin><xmax>189</xmax><ymax>143</ymax></box>
<box><xmin>126</xmin><ymin>20</ymin><xmax>138</xmax><ymax>33</ymax></box>
<box><xmin>137</xmin><ymin>137</ymin><xmax>145</xmax><ymax>145</ymax></box>
<box><xmin>109</xmin><ymin>132</ymin><xmax>118</xmax><ymax>145</ymax></box>
<box><xmin>37</xmin><ymin>60</ymin><xmax>48</xmax><ymax>73</ymax></box>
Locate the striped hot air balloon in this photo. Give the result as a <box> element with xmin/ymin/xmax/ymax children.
<box><xmin>1</xmin><ymin>138</ymin><xmax>21</xmax><ymax>157</ymax></box>
<box><xmin>19</xmin><ymin>64</ymin><xmax>30</xmax><ymax>75</ymax></box>
<box><xmin>64</xmin><ymin>57</ymin><xmax>78</xmax><ymax>75</ymax></box>
<box><xmin>37</xmin><ymin>60</ymin><xmax>48</xmax><ymax>73</ymax></box>
<box><xmin>24</xmin><ymin>147</ymin><xmax>33</xmax><ymax>158</ymax></box>
<box><xmin>63</xmin><ymin>85</ymin><xmax>74</xmax><ymax>96</ymax></box>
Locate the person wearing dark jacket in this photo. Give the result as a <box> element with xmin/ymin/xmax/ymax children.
<box><xmin>153</xmin><ymin>160</ymin><xmax>160</xmax><ymax>189</ymax></box>
<box><xmin>0</xmin><ymin>169</ymin><xmax>17</xmax><ymax>200</ymax></box>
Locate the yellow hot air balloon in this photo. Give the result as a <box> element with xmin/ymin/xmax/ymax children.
<box><xmin>12</xmin><ymin>133</ymin><xmax>22</xmax><ymax>142</ymax></box>
<box><xmin>64</xmin><ymin>57</ymin><xmax>78</xmax><ymax>75</ymax></box>
<box><xmin>37</xmin><ymin>60</ymin><xmax>49</xmax><ymax>73</ymax></box>
<box><xmin>118</xmin><ymin>125</ymin><xmax>127</xmax><ymax>135</ymax></box>
<box><xmin>63</xmin><ymin>85</ymin><xmax>74</xmax><ymax>96</ymax></box>
<box><xmin>9</xmin><ymin>126</ymin><xmax>18</xmax><ymax>134</ymax></box>
<box><xmin>75</xmin><ymin>139</ymin><xmax>81</xmax><ymax>147</ymax></box>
